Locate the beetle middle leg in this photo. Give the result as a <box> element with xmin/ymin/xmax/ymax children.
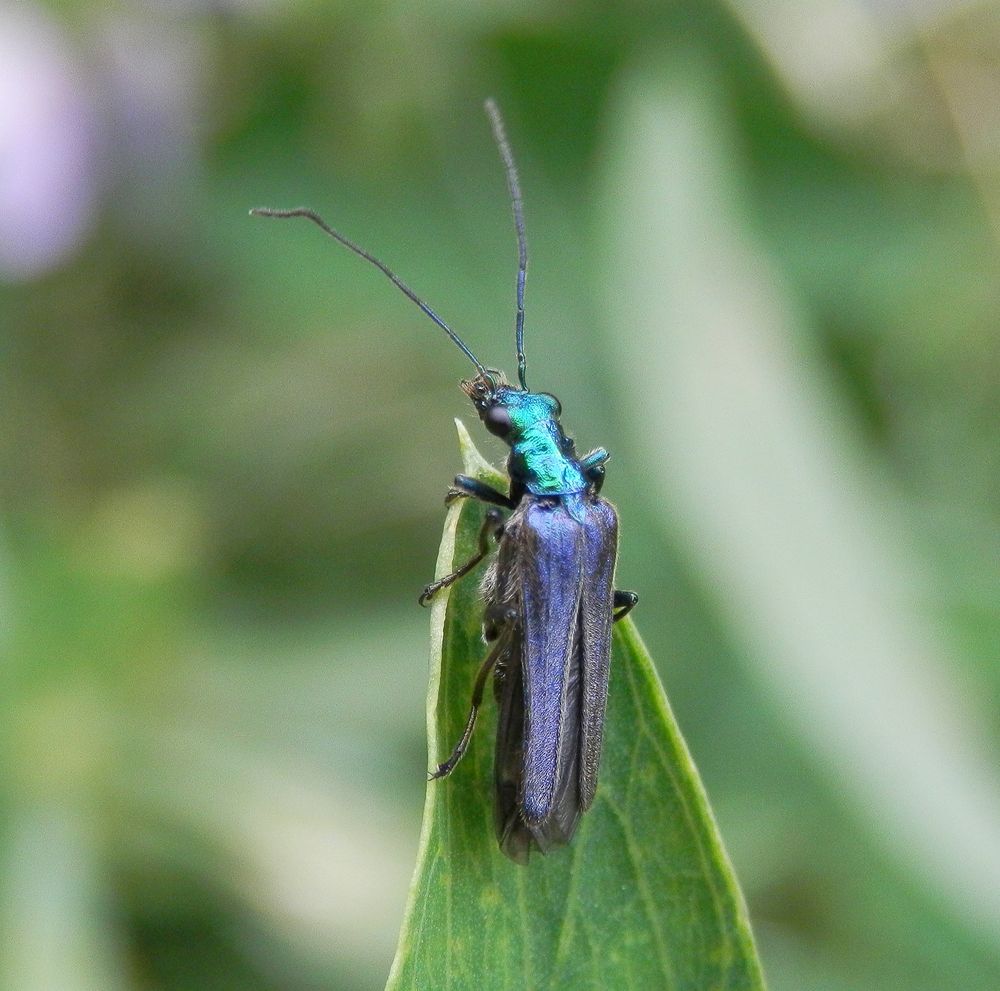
<box><xmin>613</xmin><ymin>589</ymin><xmax>638</xmax><ymax>621</ymax></box>
<box><xmin>430</xmin><ymin>609</ymin><xmax>516</xmax><ymax>779</ymax></box>
<box><xmin>580</xmin><ymin>448</ymin><xmax>609</xmax><ymax>494</ymax></box>
<box><xmin>419</xmin><ymin>508</ymin><xmax>504</xmax><ymax>605</ymax></box>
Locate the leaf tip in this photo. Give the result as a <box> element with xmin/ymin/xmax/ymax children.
<box><xmin>455</xmin><ymin>419</ymin><xmax>501</xmax><ymax>483</ymax></box>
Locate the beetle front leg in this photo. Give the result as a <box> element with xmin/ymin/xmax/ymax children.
<box><xmin>419</xmin><ymin>508</ymin><xmax>504</xmax><ymax>605</ymax></box>
<box><xmin>445</xmin><ymin>474</ymin><xmax>516</xmax><ymax>509</ymax></box>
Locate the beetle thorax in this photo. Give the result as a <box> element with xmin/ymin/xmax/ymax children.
<box><xmin>460</xmin><ymin>374</ymin><xmax>588</xmax><ymax>497</ymax></box>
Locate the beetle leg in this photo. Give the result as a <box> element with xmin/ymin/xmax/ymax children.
<box><xmin>419</xmin><ymin>508</ymin><xmax>504</xmax><ymax>605</ymax></box>
<box><xmin>446</xmin><ymin>474</ymin><xmax>516</xmax><ymax>509</ymax></box>
<box><xmin>430</xmin><ymin>617</ymin><xmax>515</xmax><ymax>779</ymax></box>
<box><xmin>483</xmin><ymin>604</ymin><xmax>517</xmax><ymax>643</ymax></box>
<box><xmin>585</xmin><ymin>463</ymin><xmax>606</xmax><ymax>493</ymax></box>
<box><xmin>580</xmin><ymin>448</ymin><xmax>609</xmax><ymax>494</ymax></box>
<box><xmin>613</xmin><ymin>589</ymin><xmax>638</xmax><ymax>621</ymax></box>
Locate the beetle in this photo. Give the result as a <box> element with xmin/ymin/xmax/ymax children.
<box><xmin>252</xmin><ymin>100</ymin><xmax>636</xmax><ymax>861</ymax></box>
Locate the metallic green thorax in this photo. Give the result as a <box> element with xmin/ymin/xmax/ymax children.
<box><xmin>500</xmin><ymin>388</ymin><xmax>588</xmax><ymax>496</ymax></box>
<box><xmin>461</xmin><ymin>368</ymin><xmax>594</xmax><ymax>501</ymax></box>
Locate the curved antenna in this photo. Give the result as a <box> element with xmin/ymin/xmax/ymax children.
<box><xmin>484</xmin><ymin>99</ymin><xmax>529</xmax><ymax>391</ymax></box>
<box><xmin>249</xmin><ymin>207</ymin><xmax>489</xmax><ymax>377</ymax></box>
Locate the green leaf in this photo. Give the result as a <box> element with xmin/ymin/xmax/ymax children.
<box><xmin>386</xmin><ymin>422</ymin><xmax>765</xmax><ymax>991</ymax></box>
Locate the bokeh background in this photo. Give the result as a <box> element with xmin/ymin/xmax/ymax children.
<box><xmin>2</xmin><ymin>1</ymin><xmax>999</xmax><ymax>989</ymax></box>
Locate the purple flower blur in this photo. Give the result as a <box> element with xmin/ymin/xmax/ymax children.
<box><xmin>0</xmin><ymin>4</ymin><xmax>97</xmax><ymax>280</ymax></box>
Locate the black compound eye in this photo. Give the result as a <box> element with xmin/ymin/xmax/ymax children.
<box><xmin>483</xmin><ymin>404</ymin><xmax>512</xmax><ymax>437</ymax></box>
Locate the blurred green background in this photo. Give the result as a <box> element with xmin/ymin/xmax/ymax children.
<box><xmin>2</xmin><ymin>1</ymin><xmax>999</xmax><ymax>989</ymax></box>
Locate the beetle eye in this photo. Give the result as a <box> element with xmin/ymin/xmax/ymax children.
<box><xmin>540</xmin><ymin>393</ymin><xmax>561</xmax><ymax>416</ymax></box>
<box><xmin>483</xmin><ymin>405</ymin><xmax>511</xmax><ymax>437</ymax></box>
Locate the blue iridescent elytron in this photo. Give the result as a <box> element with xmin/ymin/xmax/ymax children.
<box><xmin>251</xmin><ymin>100</ymin><xmax>636</xmax><ymax>862</ymax></box>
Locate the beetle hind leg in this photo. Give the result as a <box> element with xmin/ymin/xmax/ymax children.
<box><xmin>430</xmin><ymin>616</ymin><xmax>516</xmax><ymax>780</ymax></box>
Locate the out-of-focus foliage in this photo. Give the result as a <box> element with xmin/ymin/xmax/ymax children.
<box><xmin>0</xmin><ymin>2</ymin><xmax>997</xmax><ymax>990</ymax></box>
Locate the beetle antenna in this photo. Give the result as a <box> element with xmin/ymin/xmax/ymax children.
<box><xmin>250</xmin><ymin>207</ymin><xmax>489</xmax><ymax>377</ymax></box>
<box><xmin>484</xmin><ymin>99</ymin><xmax>528</xmax><ymax>391</ymax></box>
